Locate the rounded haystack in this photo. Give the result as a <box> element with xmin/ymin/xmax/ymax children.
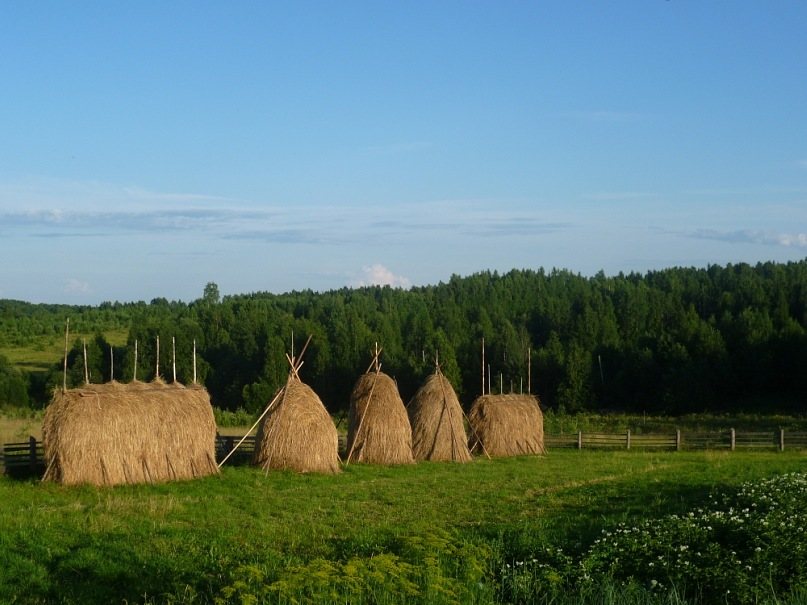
<box><xmin>253</xmin><ymin>376</ymin><xmax>340</xmax><ymax>474</ymax></box>
<box><xmin>407</xmin><ymin>370</ymin><xmax>471</xmax><ymax>462</ymax></box>
<box><xmin>346</xmin><ymin>371</ymin><xmax>414</xmax><ymax>465</ymax></box>
<box><xmin>42</xmin><ymin>380</ymin><xmax>218</xmax><ymax>486</ymax></box>
<box><xmin>467</xmin><ymin>394</ymin><xmax>545</xmax><ymax>457</ymax></box>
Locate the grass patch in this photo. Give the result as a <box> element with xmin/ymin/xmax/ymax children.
<box><xmin>0</xmin><ymin>329</ymin><xmax>129</xmax><ymax>373</ymax></box>
<box><xmin>0</xmin><ymin>450</ymin><xmax>804</xmax><ymax>604</ymax></box>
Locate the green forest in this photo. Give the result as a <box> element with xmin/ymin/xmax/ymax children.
<box><xmin>1</xmin><ymin>260</ymin><xmax>806</xmax><ymax>416</ymax></box>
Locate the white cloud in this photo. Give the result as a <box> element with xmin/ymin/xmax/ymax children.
<box><xmin>63</xmin><ymin>278</ymin><xmax>90</xmax><ymax>295</ymax></box>
<box><xmin>353</xmin><ymin>264</ymin><xmax>412</xmax><ymax>289</ymax></box>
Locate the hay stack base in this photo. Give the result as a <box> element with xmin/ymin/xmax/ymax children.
<box><xmin>468</xmin><ymin>394</ymin><xmax>545</xmax><ymax>457</ymax></box>
<box><xmin>253</xmin><ymin>377</ymin><xmax>340</xmax><ymax>474</ymax></box>
<box><xmin>408</xmin><ymin>371</ymin><xmax>471</xmax><ymax>462</ymax></box>
<box><xmin>43</xmin><ymin>380</ymin><xmax>218</xmax><ymax>486</ymax></box>
<box><xmin>347</xmin><ymin>372</ymin><xmax>414</xmax><ymax>465</ymax></box>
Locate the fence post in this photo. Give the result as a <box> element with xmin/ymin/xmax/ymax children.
<box><xmin>779</xmin><ymin>429</ymin><xmax>785</xmax><ymax>452</ymax></box>
<box><xmin>730</xmin><ymin>428</ymin><xmax>736</xmax><ymax>451</ymax></box>
<box><xmin>676</xmin><ymin>429</ymin><xmax>681</xmax><ymax>452</ymax></box>
<box><xmin>29</xmin><ymin>436</ymin><xmax>37</xmax><ymax>473</ymax></box>
<box><xmin>577</xmin><ymin>431</ymin><xmax>583</xmax><ymax>450</ymax></box>
<box><xmin>626</xmin><ymin>430</ymin><xmax>631</xmax><ymax>450</ymax></box>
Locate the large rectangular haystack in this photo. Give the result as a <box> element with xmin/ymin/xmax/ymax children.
<box><xmin>43</xmin><ymin>380</ymin><xmax>218</xmax><ymax>486</ymax></box>
<box><xmin>408</xmin><ymin>370</ymin><xmax>472</xmax><ymax>462</ymax></box>
<box><xmin>467</xmin><ymin>394</ymin><xmax>545</xmax><ymax>457</ymax></box>
<box><xmin>346</xmin><ymin>371</ymin><xmax>414</xmax><ymax>465</ymax></box>
<box><xmin>253</xmin><ymin>376</ymin><xmax>340</xmax><ymax>474</ymax></box>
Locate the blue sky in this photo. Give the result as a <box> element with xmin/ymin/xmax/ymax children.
<box><xmin>1</xmin><ymin>2</ymin><xmax>805</xmax><ymax>304</ymax></box>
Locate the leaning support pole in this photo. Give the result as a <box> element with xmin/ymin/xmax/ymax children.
<box><xmin>172</xmin><ymin>336</ymin><xmax>177</xmax><ymax>383</ymax></box>
<box><xmin>110</xmin><ymin>345</ymin><xmax>114</xmax><ymax>382</ymax></box>
<box><xmin>134</xmin><ymin>339</ymin><xmax>138</xmax><ymax>382</ymax></box>
<box><xmin>156</xmin><ymin>336</ymin><xmax>160</xmax><ymax>379</ymax></box>
<box><xmin>193</xmin><ymin>339</ymin><xmax>197</xmax><ymax>384</ymax></box>
<box><xmin>217</xmin><ymin>389</ymin><xmax>284</xmax><ymax>469</ymax></box>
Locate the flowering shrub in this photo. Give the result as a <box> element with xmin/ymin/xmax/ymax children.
<box><xmin>500</xmin><ymin>473</ymin><xmax>807</xmax><ymax>604</ymax></box>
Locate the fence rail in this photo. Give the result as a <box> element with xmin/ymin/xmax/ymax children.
<box><xmin>3</xmin><ymin>430</ymin><xmax>806</xmax><ymax>478</ymax></box>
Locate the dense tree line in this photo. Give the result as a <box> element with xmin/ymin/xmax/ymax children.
<box><xmin>2</xmin><ymin>260</ymin><xmax>806</xmax><ymax>415</ymax></box>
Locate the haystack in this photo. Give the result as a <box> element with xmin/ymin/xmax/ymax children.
<box><xmin>346</xmin><ymin>371</ymin><xmax>413</xmax><ymax>464</ymax></box>
<box><xmin>42</xmin><ymin>380</ymin><xmax>218</xmax><ymax>486</ymax></box>
<box><xmin>467</xmin><ymin>394</ymin><xmax>545</xmax><ymax>457</ymax></box>
<box><xmin>407</xmin><ymin>369</ymin><xmax>471</xmax><ymax>462</ymax></box>
<box><xmin>253</xmin><ymin>375</ymin><xmax>340</xmax><ymax>474</ymax></box>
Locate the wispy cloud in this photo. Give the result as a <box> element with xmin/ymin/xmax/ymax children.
<box><xmin>689</xmin><ymin>229</ymin><xmax>807</xmax><ymax>248</ymax></box>
<box><xmin>0</xmin><ymin>208</ymin><xmax>274</xmax><ymax>236</ymax></box>
<box><xmin>352</xmin><ymin>264</ymin><xmax>412</xmax><ymax>289</ymax></box>
<box><xmin>63</xmin><ymin>278</ymin><xmax>90</xmax><ymax>295</ymax></box>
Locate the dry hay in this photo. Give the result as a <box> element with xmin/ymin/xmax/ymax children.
<box><xmin>407</xmin><ymin>370</ymin><xmax>471</xmax><ymax>462</ymax></box>
<box><xmin>346</xmin><ymin>371</ymin><xmax>413</xmax><ymax>465</ymax></box>
<box><xmin>467</xmin><ymin>394</ymin><xmax>545</xmax><ymax>457</ymax></box>
<box><xmin>253</xmin><ymin>376</ymin><xmax>340</xmax><ymax>474</ymax></box>
<box><xmin>42</xmin><ymin>379</ymin><xmax>218</xmax><ymax>486</ymax></box>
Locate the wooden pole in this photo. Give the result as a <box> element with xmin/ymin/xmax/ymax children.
<box><xmin>676</xmin><ymin>429</ymin><xmax>681</xmax><ymax>451</ymax></box>
<box><xmin>82</xmin><ymin>339</ymin><xmax>89</xmax><ymax>385</ymax></box>
<box><xmin>62</xmin><ymin>318</ymin><xmax>70</xmax><ymax>392</ymax></box>
<box><xmin>488</xmin><ymin>364</ymin><xmax>491</xmax><ymax>395</ymax></box>
<box><xmin>172</xmin><ymin>336</ymin><xmax>177</xmax><ymax>382</ymax></box>
<box><xmin>193</xmin><ymin>339</ymin><xmax>197</xmax><ymax>384</ymax></box>
<box><xmin>779</xmin><ymin>428</ymin><xmax>785</xmax><ymax>452</ymax></box>
<box><xmin>134</xmin><ymin>339</ymin><xmax>138</xmax><ymax>382</ymax></box>
<box><xmin>110</xmin><ymin>345</ymin><xmax>114</xmax><ymax>382</ymax></box>
<box><xmin>527</xmin><ymin>348</ymin><xmax>531</xmax><ymax>394</ymax></box>
<box><xmin>730</xmin><ymin>428</ymin><xmax>736</xmax><ymax>451</ymax></box>
<box><xmin>156</xmin><ymin>336</ymin><xmax>160</xmax><ymax>379</ymax></box>
<box><xmin>481</xmin><ymin>338</ymin><xmax>485</xmax><ymax>396</ymax></box>
<box><xmin>217</xmin><ymin>389</ymin><xmax>284</xmax><ymax>468</ymax></box>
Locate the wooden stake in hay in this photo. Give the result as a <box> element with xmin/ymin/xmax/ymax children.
<box><xmin>42</xmin><ymin>380</ymin><xmax>218</xmax><ymax>486</ymax></box>
<box><xmin>467</xmin><ymin>394</ymin><xmax>545</xmax><ymax>457</ymax></box>
<box><xmin>346</xmin><ymin>349</ymin><xmax>413</xmax><ymax>465</ymax></box>
<box><xmin>407</xmin><ymin>368</ymin><xmax>471</xmax><ymax>462</ymax></box>
<box><xmin>253</xmin><ymin>376</ymin><xmax>340</xmax><ymax>474</ymax></box>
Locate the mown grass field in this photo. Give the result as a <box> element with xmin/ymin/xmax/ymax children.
<box><xmin>1</xmin><ymin>329</ymin><xmax>129</xmax><ymax>373</ymax></box>
<box><xmin>0</xmin><ymin>449</ymin><xmax>804</xmax><ymax>604</ymax></box>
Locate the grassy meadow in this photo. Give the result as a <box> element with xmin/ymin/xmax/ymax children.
<box><xmin>1</xmin><ymin>328</ymin><xmax>129</xmax><ymax>373</ymax></box>
<box><xmin>1</xmin><ymin>449</ymin><xmax>805</xmax><ymax>604</ymax></box>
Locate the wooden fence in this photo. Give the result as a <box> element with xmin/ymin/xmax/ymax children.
<box><xmin>3</xmin><ymin>430</ymin><xmax>806</xmax><ymax>479</ymax></box>
<box><xmin>545</xmin><ymin>428</ymin><xmax>807</xmax><ymax>451</ymax></box>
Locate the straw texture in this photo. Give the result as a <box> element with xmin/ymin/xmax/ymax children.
<box><xmin>346</xmin><ymin>371</ymin><xmax>413</xmax><ymax>464</ymax></box>
<box><xmin>42</xmin><ymin>380</ymin><xmax>218</xmax><ymax>486</ymax></box>
<box><xmin>253</xmin><ymin>376</ymin><xmax>340</xmax><ymax>474</ymax></box>
<box><xmin>467</xmin><ymin>394</ymin><xmax>545</xmax><ymax>457</ymax></box>
<box><xmin>407</xmin><ymin>370</ymin><xmax>471</xmax><ymax>462</ymax></box>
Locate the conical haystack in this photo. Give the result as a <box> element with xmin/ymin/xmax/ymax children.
<box><xmin>346</xmin><ymin>371</ymin><xmax>413</xmax><ymax>464</ymax></box>
<box><xmin>253</xmin><ymin>376</ymin><xmax>340</xmax><ymax>474</ymax></box>
<box><xmin>408</xmin><ymin>369</ymin><xmax>471</xmax><ymax>462</ymax></box>
<box><xmin>42</xmin><ymin>380</ymin><xmax>218</xmax><ymax>486</ymax></box>
<box><xmin>467</xmin><ymin>393</ymin><xmax>545</xmax><ymax>457</ymax></box>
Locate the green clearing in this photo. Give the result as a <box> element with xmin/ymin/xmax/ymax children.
<box><xmin>0</xmin><ymin>328</ymin><xmax>129</xmax><ymax>373</ymax></box>
<box><xmin>0</xmin><ymin>450</ymin><xmax>804</xmax><ymax>604</ymax></box>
